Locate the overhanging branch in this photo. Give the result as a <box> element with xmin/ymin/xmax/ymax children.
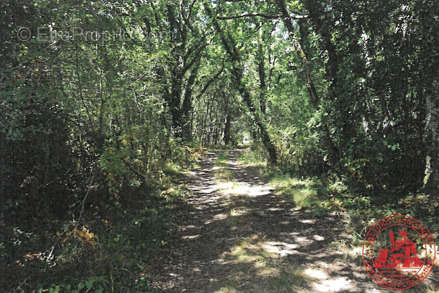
<box><xmin>218</xmin><ymin>13</ymin><xmax>281</xmax><ymax>20</ymax></box>
<box><xmin>217</xmin><ymin>13</ymin><xmax>307</xmax><ymax>20</ymax></box>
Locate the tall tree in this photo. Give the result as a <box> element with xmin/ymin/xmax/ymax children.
<box><xmin>203</xmin><ymin>0</ymin><xmax>277</xmax><ymax>164</ymax></box>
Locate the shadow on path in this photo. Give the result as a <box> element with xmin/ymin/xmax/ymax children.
<box><xmin>153</xmin><ymin>150</ymin><xmax>433</xmax><ymax>293</ymax></box>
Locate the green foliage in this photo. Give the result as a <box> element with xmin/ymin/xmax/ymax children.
<box><xmin>275</xmin><ymin>125</ymin><xmax>326</xmax><ymax>175</ymax></box>
<box><xmin>215</xmin><ymin>153</ymin><xmax>230</xmax><ymax>166</ymax></box>
<box><xmin>0</xmin><ymin>0</ymin><xmax>195</xmax><ymax>290</ymax></box>
<box><xmin>301</xmin><ymin>0</ymin><xmax>435</xmax><ymax>193</ymax></box>
<box><xmin>1</xmin><ymin>0</ymin><xmax>438</xmax><ymax>290</ymax></box>
<box><xmin>37</xmin><ymin>276</ymin><xmax>108</xmax><ymax>293</ymax></box>
<box><xmin>237</xmin><ymin>145</ymin><xmax>267</xmax><ymax>166</ymax></box>
<box><xmin>268</xmin><ymin>174</ymin><xmax>330</xmax><ymax>217</ymax></box>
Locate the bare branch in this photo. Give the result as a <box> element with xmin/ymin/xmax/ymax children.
<box><xmin>218</xmin><ymin>13</ymin><xmax>281</xmax><ymax>20</ymax></box>
<box><xmin>217</xmin><ymin>13</ymin><xmax>307</xmax><ymax>20</ymax></box>
<box><xmin>196</xmin><ymin>61</ymin><xmax>225</xmax><ymax>101</ymax></box>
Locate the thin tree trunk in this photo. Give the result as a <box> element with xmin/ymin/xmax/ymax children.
<box><xmin>203</xmin><ymin>1</ymin><xmax>277</xmax><ymax>164</ymax></box>
<box><xmin>224</xmin><ymin>113</ymin><xmax>232</xmax><ymax>145</ymax></box>
<box><xmin>223</xmin><ymin>93</ymin><xmax>232</xmax><ymax>145</ymax></box>
<box><xmin>257</xmin><ymin>25</ymin><xmax>267</xmax><ymax>114</ymax></box>
<box><xmin>276</xmin><ymin>0</ymin><xmax>340</xmax><ymax>166</ymax></box>
<box><xmin>424</xmin><ymin>83</ymin><xmax>439</xmax><ymax>192</ymax></box>
<box><xmin>275</xmin><ymin>0</ymin><xmax>319</xmax><ymax>106</ymax></box>
<box><xmin>181</xmin><ymin>58</ymin><xmax>201</xmax><ymax>141</ymax></box>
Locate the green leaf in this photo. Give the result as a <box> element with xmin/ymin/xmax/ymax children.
<box><xmin>86</xmin><ymin>279</ymin><xmax>94</xmax><ymax>291</ymax></box>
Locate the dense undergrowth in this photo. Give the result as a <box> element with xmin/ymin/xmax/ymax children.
<box><xmin>0</xmin><ymin>146</ymin><xmax>203</xmax><ymax>293</ymax></box>
<box><xmin>238</xmin><ymin>146</ymin><xmax>439</xmax><ymax>252</ymax></box>
<box><xmin>1</xmin><ymin>142</ymin><xmax>437</xmax><ymax>292</ymax></box>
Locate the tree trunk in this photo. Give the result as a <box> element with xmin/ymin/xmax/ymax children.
<box><xmin>224</xmin><ymin>113</ymin><xmax>232</xmax><ymax>145</ymax></box>
<box><xmin>276</xmin><ymin>0</ymin><xmax>339</xmax><ymax>166</ymax></box>
<box><xmin>275</xmin><ymin>0</ymin><xmax>320</xmax><ymax>106</ymax></box>
<box><xmin>257</xmin><ymin>26</ymin><xmax>267</xmax><ymax>114</ymax></box>
<box><xmin>203</xmin><ymin>1</ymin><xmax>277</xmax><ymax>164</ymax></box>
<box><xmin>181</xmin><ymin>59</ymin><xmax>201</xmax><ymax>141</ymax></box>
<box><xmin>424</xmin><ymin>84</ymin><xmax>439</xmax><ymax>192</ymax></box>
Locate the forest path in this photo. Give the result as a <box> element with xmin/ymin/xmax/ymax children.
<box><xmin>154</xmin><ymin>149</ymin><xmax>379</xmax><ymax>292</ymax></box>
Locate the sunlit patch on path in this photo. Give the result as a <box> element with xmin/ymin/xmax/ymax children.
<box><xmin>154</xmin><ymin>150</ymin><xmax>397</xmax><ymax>292</ymax></box>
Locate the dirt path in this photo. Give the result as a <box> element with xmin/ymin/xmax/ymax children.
<box><xmin>153</xmin><ymin>150</ymin><xmax>383</xmax><ymax>292</ymax></box>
